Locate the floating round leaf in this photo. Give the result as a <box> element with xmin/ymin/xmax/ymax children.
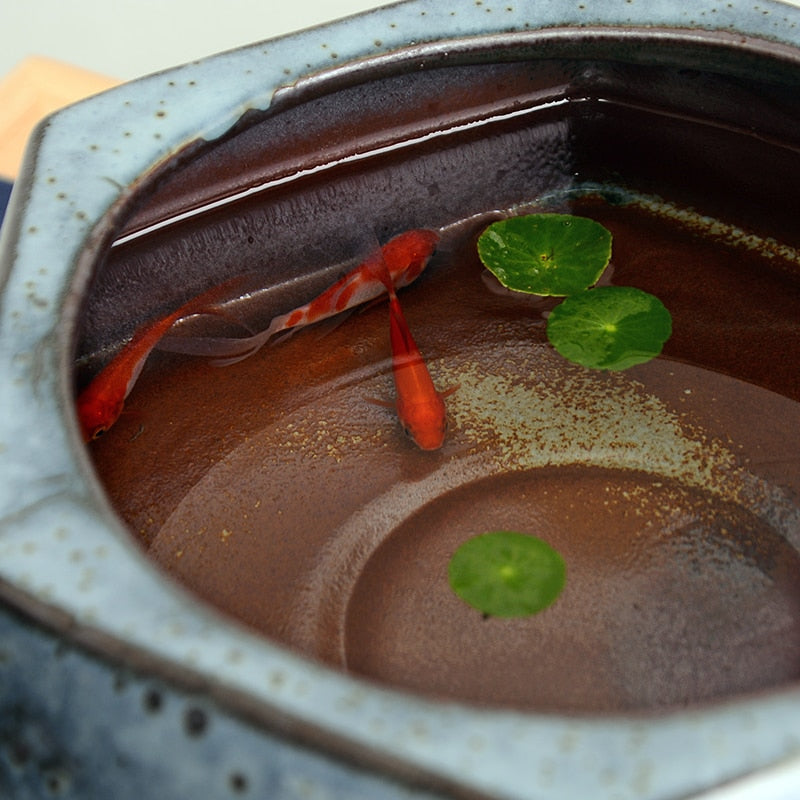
<box><xmin>448</xmin><ymin>531</ymin><xmax>566</xmax><ymax>617</ymax></box>
<box><xmin>546</xmin><ymin>285</ymin><xmax>672</xmax><ymax>371</ymax></box>
<box><xmin>477</xmin><ymin>213</ymin><xmax>612</xmax><ymax>296</ymax></box>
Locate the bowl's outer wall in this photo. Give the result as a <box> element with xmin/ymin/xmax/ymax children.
<box><xmin>3</xmin><ymin>1</ymin><xmax>800</xmax><ymax>799</ymax></box>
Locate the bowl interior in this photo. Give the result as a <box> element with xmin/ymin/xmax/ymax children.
<box><xmin>77</xmin><ymin>32</ymin><xmax>800</xmax><ymax>712</ymax></box>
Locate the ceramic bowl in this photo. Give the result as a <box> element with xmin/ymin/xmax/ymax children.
<box><xmin>3</xmin><ymin>0</ymin><xmax>800</xmax><ymax>798</ymax></box>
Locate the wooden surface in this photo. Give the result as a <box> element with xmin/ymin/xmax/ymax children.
<box><xmin>0</xmin><ymin>56</ymin><xmax>118</xmax><ymax>180</ymax></box>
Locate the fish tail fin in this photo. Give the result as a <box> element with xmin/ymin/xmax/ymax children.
<box><xmin>197</xmin><ymin>305</ymin><xmax>256</xmax><ymax>335</ymax></box>
<box><xmin>173</xmin><ymin>274</ymin><xmax>248</xmax><ymax>320</ymax></box>
<box><xmin>157</xmin><ymin>328</ymin><xmax>271</xmax><ymax>363</ymax></box>
<box><xmin>208</xmin><ymin>342</ymin><xmax>265</xmax><ymax>366</ymax></box>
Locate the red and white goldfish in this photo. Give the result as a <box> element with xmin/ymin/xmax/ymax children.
<box><xmin>365</xmin><ymin>247</ymin><xmax>456</xmax><ymax>451</ymax></box>
<box><xmin>158</xmin><ymin>228</ymin><xmax>440</xmax><ymax>365</ymax></box>
<box><xmin>76</xmin><ymin>281</ymin><xmax>236</xmax><ymax>442</ymax></box>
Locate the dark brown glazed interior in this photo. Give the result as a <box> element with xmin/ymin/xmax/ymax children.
<box><xmin>77</xmin><ymin>32</ymin><xmax>800</xmax><ymax>712</ymax></box>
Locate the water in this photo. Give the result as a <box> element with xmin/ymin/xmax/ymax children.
<box><xmin>88</xmin><ymin>189</ymin><xmax>800</xmax><ymax>711</ymax></box>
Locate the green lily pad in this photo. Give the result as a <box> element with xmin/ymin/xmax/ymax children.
<box><xmin>546</xmin><ymin>285</ymin><xmax>672</xmax><ymax>370</ymax></box>
<box><xmin>448</xmin><ymin>531</ymin><xmax>566</xmax><ymax>617</ymax></box>
<box><xmin>477</xmin><ymin>213</ymin><xmax>612</xmax><ymax>296</ymax></box>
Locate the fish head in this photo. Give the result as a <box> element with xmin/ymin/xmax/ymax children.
<box><xmin>386</xmin><ymin>229</ymin><xmax>441</xmax><ymax>288</ymax></box>
<box><xmin>76</xmin><ymin>393</ymin><xmax>124</xmax><ymax>442</ymax></box>
<box><xmin>399</xmin><ymin>398</ymin><xmax>448</xmax><ymax>451</ymax></box>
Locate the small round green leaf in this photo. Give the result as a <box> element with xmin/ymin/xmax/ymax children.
<box><xmin>448</xmin><ymin>531</ymin><xmax>566</xmax><ymax>617</ymax></box>
<box><xmin>546</xmin><ymin>285</ymin><xmax>672</xmax><ymax>370</ymax></box>
<box><xmin>477</xmin><ymin>213</ymin><xmax>612</xmax><ymax>296</ymax></box>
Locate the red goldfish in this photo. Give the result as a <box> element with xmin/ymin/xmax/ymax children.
<box><xmin>158</xmin><ymin>228</ymin><xmax>440</xmax><ymax>365</ymax></box>
<box><xmin>76</xmin><ymin>281</ymin><xmax>237</xmax><ymax>441</ymax></box>
<box><xmin>365</xmin><ymin>247</ymin><xmax>456</xmax><ymax>451</ymax></box>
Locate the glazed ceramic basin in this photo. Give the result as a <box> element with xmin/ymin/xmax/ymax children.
<box><xmin>4</xmin><ymin>1</ymin><xmax>800</xmax><ymax>798</ymax></box>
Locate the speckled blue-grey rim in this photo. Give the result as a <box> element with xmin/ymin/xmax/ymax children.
<box><xmin>2</xmin><ymin>1</ymin><xmax>800</xmax><ymax>798</ymax></box>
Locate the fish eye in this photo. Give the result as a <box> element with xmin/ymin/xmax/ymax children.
<box><xmin>92</xmin><ymin>427</ymin><xmax>107</xmax><ymax>440</ymax></box>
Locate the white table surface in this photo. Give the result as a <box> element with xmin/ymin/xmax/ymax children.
<box><xmin>0</xmin><ymin>1</ymin><xmax>398</xmax><ymax>82</ymax></box>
